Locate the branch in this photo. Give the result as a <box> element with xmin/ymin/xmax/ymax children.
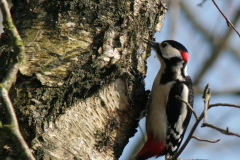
<box><xmin>181</xmin><ymin>1</ymin><xmax>213</xmax><ymax>43</ymax></box>
<box><xmin>181</xmin><ymin>1</ymin><xmax>240</xmax><ymax>62</ymax></box>
<box><xmin>197</xmin><ymin>0</ymin><xmax>207</xmax><ymax>7</ymax></box>
<box><xmin>169</xmin><ymin>112</ymin><xmax>204</xmax><ymax>160</ymax></box>
<box><xmin>209</xmin><ymin>103</ymin><xmax>240</xmax><ymax>109</ymax></box>
<box><xmin>192</xmin><ymin>135</ymin><xmax>220</xmax><ymax>143</ymax></box>
<box><xmin>212</xmin><ymin>0</ymin><xmax>240</xmax><ymax>37</ymax></box>
<box><xmin>202</xmin><ymin>83</ymin><xmax>209</xmax><ymax>99</ymax></box>
<box><xmin>191</xmin><ymin>7</ymin><xmax>240</xmax><ymax>85</ymax></box>
<box><xmin>0</xmin><ymin>89</ymin><xmax>36</xmax><ymax>160</ymax></box>
<box><xmin>203</xmin><ymin>88</ymin><xmax>210</xmax><ymax>123</ymax></box>
<box><xmin>0</xmin><ymin>0</ymin><xmax>36</xmax><ymax>159</ymax></box>
<box><xmin>201</xmin><ymin>84</ymin><xmax>240</xmax><ymax>138</ymax></box>
<box><xmin>170</xmin><ymin>83</ymin><xmax>240</xmax><ymax>160</ymax></box>
<box><xmin>201</xmin><ymin>84</ymin><xmax>240</xmax><ymax>137</ymax></box>
<box><xmin>202</xmin><ymin>122</ymin><xmax>240</xmax><ymax>138</ymax></box>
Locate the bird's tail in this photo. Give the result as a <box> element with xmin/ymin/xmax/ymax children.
<box><xmin>133</xmin><ymin>132</ymin><xmax>166</xmax><ymax>160</ymax></box>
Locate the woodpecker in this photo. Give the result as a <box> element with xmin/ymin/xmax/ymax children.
<box><xmin>134</xmin><ymin>39</ymin><xmax>194</xmax><ymax>160</ymax></box>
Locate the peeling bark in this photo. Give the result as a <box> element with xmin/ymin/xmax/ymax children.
<box><xmin>0</xmin><ymin>0</ymin><xmax>167</xmax><ymax>159</ymax></box>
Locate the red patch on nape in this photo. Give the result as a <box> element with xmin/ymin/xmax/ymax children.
<box><xmin>134</xmin><ymin>131</ymin><xmax>166</xmax><ymax>159</ymax></box>
<box><xmin>180</xmin><ymin>50</ymin><xmax>189</xmax><ymax>62</ymax></box>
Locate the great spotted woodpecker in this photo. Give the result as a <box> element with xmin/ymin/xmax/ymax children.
<box><xmin>134</xmin><ymin>39</ymin><xmax>194</xmax><ymax>160</ymax></box>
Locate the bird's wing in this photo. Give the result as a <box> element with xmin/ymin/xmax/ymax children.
<box><xmin>165</xmin><ymin>81</ymin><xmax>193</xmax><ymax>158</ymax></box>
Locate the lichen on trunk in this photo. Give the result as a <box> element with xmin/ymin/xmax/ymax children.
<box><xmin>0</xmin><ymin>0</ymin><xmax>167</xmax><ymax>159</ymax></box>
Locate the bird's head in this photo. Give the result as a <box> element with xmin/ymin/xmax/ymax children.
<box><xmin>144</xmin><ymin>39</ymin><xmax>189</xmax><ymax>63</ymax></box>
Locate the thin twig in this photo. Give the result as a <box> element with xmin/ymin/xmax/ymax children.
<box><xmin>175</xmin><ymin>95</ymin><xmax>198</xmax><ymax>120</ymax></box>
<box><xmin>170</xmin><ymin>83</ymin><xmax>240</xmax><ymax>160</ymax></box>
<box><xmin>202</xmin><ymin>122</ymin><xmax>240</xmax><ymax>138</ymax></box>
<box><xmin>209</xmin><ymin>103</ymin><xmax>240</xmax><ymax>109</ymax></box>
<box><xmin>182</xmin><ymin>1</ymin><xmax>240</xmax><ymax>62</ymax></box>
<box><xmin>193</xmin><ymin>9</ymin><xmax>240</xmax><ymax>85</ymax></box>
<box><xmin>169</xmin><ymin>112</ymin><xmax>204</xmax><ymax>160</ymax></box>
<box><xmin>181</xmin><ymin>2</ymin><xmax>240</xmax><ymax>85</ymax></box>
<box><xmin>203</xmin><ymin>88</ymin><xmax>211</xmax><ymax>123</ymax></box>
<box><xmin>0</xmin><ymin>0</ymin><xmax>35</xmax><ymax>159</ymax></box>
<box><xmin>197</xmin><ymin>0</ymin><xmax>207</xmax><ymax>7</ymax></box>
<box><xmin>202</xmin><ymin>83</ymin><xmax>209</xmax><ymax>99</ymax></box>
<box><xmin>212</xmin><ymin>0</ymin><xmax>240</xmax><ymax>37</ymax></box>
<box><xmin>192</xmin><ymin>135</ymin><xmax>220</xmax><ymax>143</ymax></box>
<box><xmin>0</xmin><ymin>89</ymin><xmax>35</xmax><ymax>159</ymax></box>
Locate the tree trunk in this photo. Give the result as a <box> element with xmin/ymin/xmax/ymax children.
<box><xmin>0</xmin><ymin>0</ymin><xmax>166</xmax><ymax>159</ymax></box>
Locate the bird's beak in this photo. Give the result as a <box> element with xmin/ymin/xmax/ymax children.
<box><xmin>143</xmin><ymin>38</ymin><xmax>159</xmax><ymax>50</ymax></box>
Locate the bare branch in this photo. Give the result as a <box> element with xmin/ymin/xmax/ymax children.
<box><xmin>192</xmin><ymin>9</ymin><xmax>240</xmax><ymax>85</ymax></box>
<box><xmin>201</xmin><ymin>84</ymin><xmax>240</xmax><ymax>139</ymax></box>
<box><xmin>192</xmin><ymin>135</ymin><xmax>220</xmax><ymax>143</ymax></box>
<box><xmin>197</xmin><ymin>0</ymin><xmax>207</xmax><ymax>7</ymax></box>
<box><xmin>169</xmin><ymin>112</ymin><xmax>204</xmax><ymax>160</ymax></box>
<box><xmin>181</xmin><ymin>1</ymin><xmax>240</xmax><ymax>62</ymax></box>
<box><xmin>170</xmin><ymin>83</ymin><xmax>240</xmax><ymax>160</ymax></box>
<box><xmin>0</xmin><ymin>89</ymin><xmax>36</xmax><ymax>160</ymax></box>
<box><xmin>202</xmin><ymin>122</ymin><xmax>240</xmax><ymax>138</ymax></box>
<box><xmin>203</xmin><ymin>88</ymin><xmax>211</xmax><ymax>123</ymax></box>
<box><xmin>0</xmin><ymin>1</ymin><xmax>25</xmax><ymax>90</ymax></box>
<box><xmin>0</xmin><ymin>0</ymin><xmax>36</xmax><ymax>159</ymax></box>
<box><xmin>200</xmin><ymin>85</ymin><xmax>240</xmax><ymax>140</ymax></box>
<box><xmin>175</xmin><ymin>95</ymin><xmax>198</xmax><ymax>120</ymax></box>
<box><xmin>212</xmin><ymin>0</ymin><xmax>240</xmax><ymax>37</ymax></box>
<box><xmin>209</xmin><ymin>103</ymin><xmax>240</xmax><ymax>109</ymax></box>
<box><xmin>202</xmin><ymin>83</ymin><xmax>210</xmax><ymax>99</ymax></box>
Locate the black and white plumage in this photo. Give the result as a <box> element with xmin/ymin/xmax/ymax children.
<box><xmin>134</xmin><ymin>39</ymin><xmax>194</xmax><ymax>160</ymax></box>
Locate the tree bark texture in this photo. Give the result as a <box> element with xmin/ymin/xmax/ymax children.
<box><xmin>0</xmin><ymin>0</ymin><xmax>167</xmax><ymax>159</ymax></box>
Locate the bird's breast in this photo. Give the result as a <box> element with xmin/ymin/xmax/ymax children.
<box><xmin>146</xmin><ymin>76</ymin><xmax>175</xmax><ymax>141</ymax></box>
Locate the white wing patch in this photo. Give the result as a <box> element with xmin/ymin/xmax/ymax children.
<box><xmin>168</xmin><ymin>142</ymin><xmax>178</xmax><ymax>152</ymax></box>
<box><xmin>174</xmin><ymin>84</ymin><xmax>189</xmax><ymax>135</ymax></box>
<box><xmin>170</xmin><ymin>129</ymin><xmax>180</xmax><ymax>139</ymax></box>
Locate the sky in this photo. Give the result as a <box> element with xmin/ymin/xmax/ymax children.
<box><xmin>120</xmin><ymin>0</ymin><xmax>240</xmax><ymax>160</ymax></box>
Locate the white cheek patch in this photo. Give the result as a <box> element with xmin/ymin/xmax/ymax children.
<box><xmin>160</xmin><ymin>45</ymin><xmax>181</xmax><ymax>60</ymax></box>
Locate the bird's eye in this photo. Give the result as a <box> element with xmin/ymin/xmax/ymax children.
<box><xmin>161</xmin><ymin>43</ymin><xmax>167</xmax><ymax>48</ymax></box>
